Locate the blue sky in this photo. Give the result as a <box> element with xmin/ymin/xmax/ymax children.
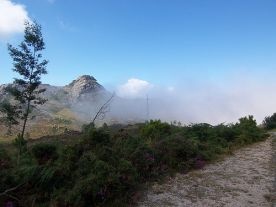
<box><xmin>1</xmin><ymin>0</ymin><xmax>276</xmax><ymax>123</ymax></box>
<box><xmin>1</xmin><ymin>0</ymin><xmax>276</xmax><ymax>86</ymax></box>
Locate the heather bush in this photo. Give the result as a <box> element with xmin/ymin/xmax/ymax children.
<box><xmin>0</xmin><ymin>115</ymin><xmax>268</xmax><ymax>206</ymax></box>
<box><xmin>154</xmin><ymin>135</ymin><xmax>199</xmax><ymax>172</ymax></box>
<box><xmin>141</xmin><ymin>120</ymin><xmax>171</xmax><ymax>143</ymax></box>
<box><xmin>129</xmin><ymin>145</ymin><xmax>156</xmax><ymax>179</ymax></box>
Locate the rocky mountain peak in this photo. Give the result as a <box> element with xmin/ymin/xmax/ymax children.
<box><xmin>0</xmin><ymin>75</ymin><xmax>108</xmax><ymax>107</ymax></box>
<box><xmin>65</xmin><ymin>75</ymin><xmax>105</xmax><ymax>100</ymax></box>
<box><xmin>69</xmin><ymin>75</ymin><xmax>96</xmax><ymax>86</ymax></box>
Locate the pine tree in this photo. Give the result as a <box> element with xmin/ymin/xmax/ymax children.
<box><xmin>7</xmin><ymin>20</ymin><xmax>48</xmax><ymax>140</ymax></box>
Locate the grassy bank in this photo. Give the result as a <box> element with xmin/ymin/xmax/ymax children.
<box><xmin>0</xmin><ymin>116</ymin><xmax>269</xmax><ymax>206</ymax></box>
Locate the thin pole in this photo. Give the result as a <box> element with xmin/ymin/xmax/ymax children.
<box><xmin>146</xmin><ymin>95</ymin><xmax>149</xmax><ymax>121</ymax></box>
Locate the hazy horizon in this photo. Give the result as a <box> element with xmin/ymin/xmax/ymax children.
<box><xmin>1</xmin><ymin>0</ymin><xmax>275</xmax><ymax>124</ymax></box>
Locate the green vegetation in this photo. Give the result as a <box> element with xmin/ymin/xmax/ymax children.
<box><xmin>0</xmin><ymin>100</ymin><xmax>20</xmax><ymax>135</ymax></box>
<box><xmin>0</xmin><ymin>116</ymin><xmax>268</xmax><ymax>206</ymax></box>
<box><xmin>0</xmin><ymin>20</ymin><xmax>48</xmax><ymax>157</ymax></box>
<box><xmin>263</xmin><ymin>113</ymin><xmax>276</xmax><ymax>130</ymax></box>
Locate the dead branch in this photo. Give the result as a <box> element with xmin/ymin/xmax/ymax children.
<box><xmin>92</xmin><ymin>92</ymin><xmax>115</xmax><ymax>125</ymax></box>
<box><xmin>0</xmin><ymin>183</ymin><xmax>24</xmax><ymax>201</ymax></box>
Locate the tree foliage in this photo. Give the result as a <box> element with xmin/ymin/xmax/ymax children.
<box><xmin>0</xmin><ymin>100</ymin><xmax>20</xmax><ymax>135</ymax></box>
<box><xmin>6</xmin><ymin>20</ymin><xmax>48</xmax><ymax>139</ymax></box>
<box><xmin>263</xmin><ymin>113</ymin><xmax>276</xmax><ymax>130</ymax></box>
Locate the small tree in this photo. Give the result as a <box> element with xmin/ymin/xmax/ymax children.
<box><xmin>6</xmin><ymin>20</ymin><xmax>48</xmax><ymax>141</ymax></box>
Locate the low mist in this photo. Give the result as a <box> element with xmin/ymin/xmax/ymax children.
<box><xmin>64</xmin><ymin>70</ymin><xmax>276</xmax><ymax>126</ymax></box>
<box><xmin>105</xmin><ymin>71</ymin><xmax>276</xmax><ymax>125</ymax></box>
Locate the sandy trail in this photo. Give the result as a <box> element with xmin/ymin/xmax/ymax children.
<box><xmin>138</xmin><ymin>137</ymin><xmax>274</xmax><ymax>207</ymax></box>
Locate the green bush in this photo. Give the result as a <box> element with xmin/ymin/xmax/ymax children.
<box><xmin>65</xmin><ymin>159</ymin><xmax>117</xmax><ymax>206</ymax></box>
<box><xmin>183</xmin><ymin>123</ymin><xmax>214</xmax><ymax>141</ymax></box>
<box><xmin>215</xmin><ymin>124</ymin><xmax>237</xmax><ymax>143</ymax></box>
<box><xmin>0</xmin><ymin>116</ymin><xmax>268</xmax><ymax>207</ymax></box>
<box><xmin>84</xmin><ymin>129</ymin><xmax>111</xmax><ymax>147</ymax></box>
<box><xmin>263</xmin><ymin>113</ymin><xmax>276</xmax><ymax>130</ymax></box>
<box><xmin>129</xmin><ymin>145</ymin><xmax>156</xmax><ymax>179</ymax></box>
<box><xmin>31</xmin><ymin>143</ymin><xmax>58</xmax><ymax>164</ymax></box>
<box><xmin>13</xmin><ymin>134</ymin><xmax>27</xmax><ymax>153</ymax></box>
<box><xmin>114</xmin><ymin>135</ymin><xmax>157</xmax><ymax>179</ymax></box>
<box><xmin>154</xmin><ymin>135</ymin><xmax>199</xmax><ymax>172</ymax></box>
<box><xmin>141</xmin><ymin>120</ymin><xmax>171</xmax><ymax>143</ymax></box>
<box><xmin>116</xmin><ymin>159</ymin><xmax>138</xmax><ymax>191</ymax></box>
<box><xmin>234</xmin><ymin>115</ymin><xmax>265</xmax><ymax>144</ymax></box>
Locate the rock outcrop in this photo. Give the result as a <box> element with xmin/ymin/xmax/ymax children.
<box><xmin>64</xmin><ymin>75</ymin><xmax>105</xmax><ymax>102</ymax></box>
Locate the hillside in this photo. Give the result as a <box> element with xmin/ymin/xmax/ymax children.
<box><xmin>0</xmin><ymin>75</ymin><xmax>110</xmax><ymax>138</ymax></box>
<box><xmin>0</xmin><ymin>118</ymin><xmax>271</xmax><ymax>206</ymax></box>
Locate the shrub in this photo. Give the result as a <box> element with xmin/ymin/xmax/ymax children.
<box><xmin>154</xmin><ymin>135</ymin><xmax>199</xmax><ymax>172</ymax></box>
<box><xmin>31</xmin><ymin>143</ymin><xmax>58</xmax><ymax>164</ymax></box>
<box><xmin>114</xmin><ymin>134</ymin><xmax>157</xmax><ymax>179</ymax></box>
<box><xmin>82</xmin><ymin>122</ymin><xmax>95</xmax><ymax>134</ymax></box>
<box><xmin>114</xmin><ymin>135</ymin><xmax>146</xmax><ymax>158</ymax></box>
<box><xmin>77</xmin><ymin>151</ymin><xmax>98</xmax><ymax>176</ymax></box>
<box><xmin>263</xmin><ymin>113</ymin><xmax>276</xmax><ymax>130</ymax></box>
<box><xmin>0</xmin><ymin>147</ymin><xmax>11</xmax><ymax>169</ymax></box>
<box><xmin>0</xmin><ymin>116</ymin><xmax>268</xmax><ymax>206</ymax></box>
<box><xmin>183</xmin><ymin>123</ymin><xmax>215</xmax><ymax>141</ymax></box>
<box><xmin>62</xmin><ymin>159</ymin><xmax>119</xmax><ymax>206</ymax></box>
<box><xmin>116</xmin><ymin>159</ymin><xmax>138</xmax><ymax>191</ymax></box>
<box><xmin>84</xmin><ymin>129</ymin><xmax>111</xmax><ymax>147</ymax></box>
<box><xmin>129</xmin><ymin>145</ymin><xmax>156</xmax><ymax>179</ymax></box>
<box><xmin>0</xmin><ymin>147</ymin><xmax>13</xmax><ymax>197</ymax></box>
<box><xmin>235</xmin><ymin>115</ymin><xmax>264</xmax><ymax>144</ymax></box>
<box><xmin>215</xmin><ymin>124</ymin><xmax>237</xmax><ymax>142</ymax></box>
<box><xmin>141</xmin><ymin>120</ymin><xmax>171</xmax><ymax>143</ymax></box>
<box><xmin>197</xmin><ymin>139</ymin><xmax>226</xmax><ymax>161</ymax></box>
<box><xmin>13</xmin><ymin>134</ymin><xmax>27</xmax><ymax>154</ymax></box>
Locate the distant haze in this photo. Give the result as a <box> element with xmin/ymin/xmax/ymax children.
<box><xmin>112</xmin><ymin>70</ymin><xmax>276</xmax><ymax>125</ymax></box>
<box><xmin>0</xmin><ymin>72</ymin><xmax>274</xmax><ymax>126</ymax></box>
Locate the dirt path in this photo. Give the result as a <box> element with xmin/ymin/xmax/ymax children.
<box><xmin>138</xmin><ymin>137</ymin><xmax>274</xmax><ymax>207</ymax></box>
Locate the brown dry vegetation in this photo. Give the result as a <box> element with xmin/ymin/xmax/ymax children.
<box><xmin>138</xmin><ymin>137</ymin><xmax>274</xmax><ymax>207</ymax></box>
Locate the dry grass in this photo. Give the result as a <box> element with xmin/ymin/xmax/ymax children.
<box><xmin>138</xmin><ymin>138</ymin><xmax>274</xmax><ymax>207</ymax></box>
<box><xmin>0</xmin><ymin>118</ymin><xmax>82</xmax><ymax>144</ymax></box>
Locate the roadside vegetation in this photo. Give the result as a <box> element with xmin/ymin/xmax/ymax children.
<box><xmin>263</xmin><ymin>113</ymin><xmax>276</xmax><ymax>130</ymax></box>
<box><xmin>0</xmin><ymin>116</ymin><xmax>269</xmax><ymax>206</ymax></box>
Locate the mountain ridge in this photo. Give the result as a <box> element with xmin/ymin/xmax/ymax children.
<box><xmin>0</xmin><ymin>75</ymin><xmax>108</xmax><ymax>104</ymax></box>
<box><xmin>0</xmin><ymin>75</ymin><xmax>147</xmax><ymax>138</ymax></box>
<box><xmin>0</xmin><ymin>75</ymin><xmax>110</xmax><ymax>136</ymax></box>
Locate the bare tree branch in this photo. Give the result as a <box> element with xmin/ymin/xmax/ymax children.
<box><xmin>0</xmin><ymin>183</ymin><xmax>24</xmax><ymax>202</ymax></box>
<box><xmin>92</xmin><ymin>92</ymin><xmax>115</xmax><ymax>125</ymax></box>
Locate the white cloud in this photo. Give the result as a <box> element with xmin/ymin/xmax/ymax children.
<box><xmin>47</xmin><ymin>0</ymin><xmax>55</xmax><ymax>4</ymax></box>
<box><xmin>117</xmin><ymin>78</ymin><xmax>153</xmax><ymax>98</ymax></box>
<box><xmin>0</xmin><ymin>0</ymin><xmax>30</xmax><ymax>39</ymax></box>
